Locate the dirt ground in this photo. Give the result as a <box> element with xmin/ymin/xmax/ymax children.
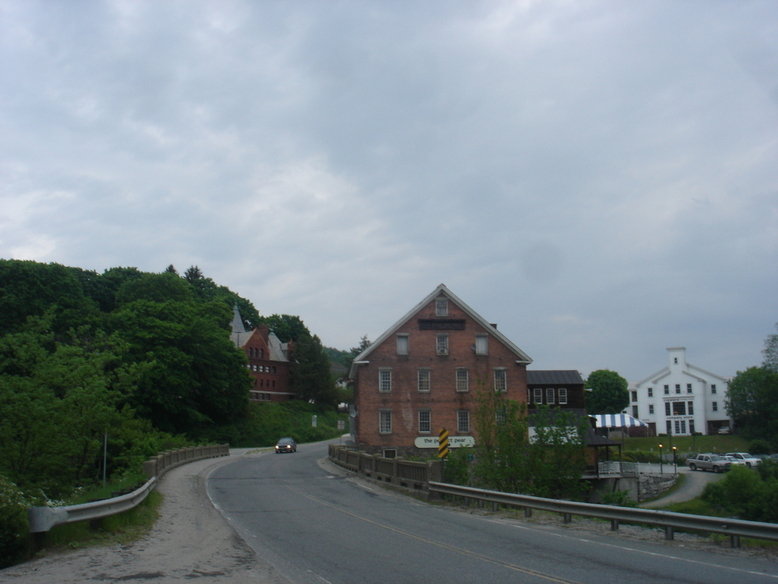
<box><xmin>0</xmin><ymin>452</ymin><xmax>288</xmax><ymax>584</ymax></box>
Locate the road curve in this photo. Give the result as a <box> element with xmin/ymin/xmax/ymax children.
<box><xmin>208</xmin><ymin>442</ymin><xmax>778</xmax><ymax>584</ymax></box>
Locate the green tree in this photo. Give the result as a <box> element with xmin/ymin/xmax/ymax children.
<box><xmin>0</xmin><ymin>316</ymin><xmax>140</xmax><ymax>495</ymax></box>
<box><xmin>726</xmin><ymin>366</ymin><xmax>778</xmax><ymax>444</ymax></box>
<box><xmin>290</xmin><ymin>332</ymin><xmax>337</xmax><ymax>407</ymax></box>
<box><xmin>261</xmin><ymin>315</ymin><xmax>336</xmax><ymax>407</ymax></box>
<box><xmin>116</xmin><ymin>272</ymin><xmax>194</xmax><ymax>305</ymax></box>
<box><xmin>110</xmin><ymin>299</ymin><xmax>249</xmax><ymax>435</ymax></box>
<box><xmin>585</xmin><ymin>370</ymin><xmax>629</xmax><ymax>414</ymax></box>
<box><xmin>471</xmin><ymin>391</ymin><xmax>587</xmax><ymax>499</ymax></box>
<box><xmin>0</xmin><ymin>260</ymin><xmax>99</xmax><ymax>335</ymax></box>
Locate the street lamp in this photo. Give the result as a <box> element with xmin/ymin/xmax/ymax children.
<box><xmin>672</xmin><ymin>445</ymin><xmax>677</xmax><ymax>474</ymax></box>
<box><xmin>658</xmin><ymin>443</ymin><xmax>664</xmax><ymax>474</ymax></box>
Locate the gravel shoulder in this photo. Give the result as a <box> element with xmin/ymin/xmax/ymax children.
<box><xmin>0</xmin><ymin>452</ymin><xmax>288</xmax><ymax>584</ymax></box>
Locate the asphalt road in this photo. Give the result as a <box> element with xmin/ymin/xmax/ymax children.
<box><xmin>207</xmin><ymin>441</ymin><xmax>778</xmax><ymax>584</ymax></box>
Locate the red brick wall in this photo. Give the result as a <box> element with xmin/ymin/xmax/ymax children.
<box><xmin>242</xmin><ymin>327</ymin><xmax>293</xmax><ymax>401</ymax></box>
<box><xmin>354</xmin><ymin>299</ymin><xmax>528</xmax><ymax>453</ymax></box>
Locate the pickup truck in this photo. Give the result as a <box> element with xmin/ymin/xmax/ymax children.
<box><xmin>685</xmin><ymin>453</ymin><xmax>732</xmax><ymax>472</ymax></box>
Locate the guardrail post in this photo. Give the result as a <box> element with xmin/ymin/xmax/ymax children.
<box><xmin>730</xmin><ymin>535</ymin><xmax>740</xmax><ymax>548</ymax></box>
<box><xmin>563</xmin><ymin>513</ymin><xmax>572</xmax><ymax>524</ymax></box>
<box><xmin>610</xmin><ymin>519</ymin><xmax>619</xmax><ymax>531</ymax></box>
<box><xmin>664</xmin><ymin>526</ymin><xmax>674</xmax><ymax>540</ymax></box>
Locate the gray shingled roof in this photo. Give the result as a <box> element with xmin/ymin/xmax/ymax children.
<box><xmin>526</xmin><ymin>370</ymin><xmax>584</xmax><ymax>385</ymax></box>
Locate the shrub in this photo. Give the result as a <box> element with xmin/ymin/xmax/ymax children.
<box><xmin>443</xmin><ymin>448</ymin><xmax>472</xmax><ymax>485</ymax></box>
<box><xmin>748</xmin><ymin>439</ymin><xmax>772</xmax><ymax>454</ymax></box>
<box><xmin>0</xmin><ymin>474</ymin><xmax>30</xmax><ymax>568</ymax></box>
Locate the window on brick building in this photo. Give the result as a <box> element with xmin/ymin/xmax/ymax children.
<box><xmin>455</xmin><ymin>368</ymin><xmax>469</xmax><ymax>392</ymax></box>
<box><xmin>533</xmin><ymin>387</ymin><xmax>543</xmax><ymax>404</ymax></box>
<box><xmin>418</xmin><ymin>368</ymin><xmax>431</xmax><ymax>392</ymax></box>
<box><xmin>457</xmin><ymin>410</ymin><xmax>470</xmax><ymax>433</ymax></box>
<box><xmin>475</xmin><ymin>334</ymin><xmax>488</xmax><ymax>355</ymax></box>
<box><xmin>558</xmin><ymin>387</ymin><xmax>568</xmax><ymax>405</ymax></box>
<box><xmin>435</xmin><ymin>298</ymin><xmax>448</xmax><ymax>316</ymax></box>
<box><xmin>379</xmin><ymin>410</ymin><xmax>392</xmax><ymax>434</ymax></box>
<box><xmin>546</xmin><ymin>387</ymin><xmax>555</xmax><ymax>404</ymax></box>
<box><xmin>396</xmin><ymin>334</ymin><xmax>409</xmax><ymax>355</ymax></box>
<box><xmin>436</xmin><ymin>334</ymin><xmax>449</xmax><ymax>355</ymax></box>
<box><xmin>418</xmin><ymin>410</ymin><xmax>431</xmax><ymax>433</ymax></box>
<box><xmin>493</xmin><ymin>368</ymin><xmax>507</xmax><ymax>392</ymax></box>
<box><xmin>379</xmin><ymin>368</ymin><xmax>392</xmax><ymax>392</ymax></box>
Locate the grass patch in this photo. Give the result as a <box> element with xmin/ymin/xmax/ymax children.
<box><xmin>37</xmin><ymin>490</ymin><xmax>162</xmax><ymax>553</ymax></box>
<box><xmin>65</xmin><ymin>472</ymin><xmax>149</xmax><ymax>505</ymax></box>
<box><xmin>620</xmin><ymin>435</ymin><xmax>750</xmax><ymax>456</ymax></box>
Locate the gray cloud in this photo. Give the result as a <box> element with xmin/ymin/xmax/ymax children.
<box><xmin>2</xmin><ymin>0</ymin><xmax>776</xmax><ymax>380</ymax></box>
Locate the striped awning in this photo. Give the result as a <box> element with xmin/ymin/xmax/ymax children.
<box><xmin>592</xmin><ymin>413</ymin><xmax>648</xmax><ymax>428</ymax></box>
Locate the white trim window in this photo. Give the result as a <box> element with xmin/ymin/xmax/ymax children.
<box><xmin>558</xmin><ymin>387</ymin><xmax>568</xmax><ymax>405</ymax></box>
<box><xmin>436</xmin><ymin>334</ymin><xmax>449</xmax><ymax>356</ymax></box>
<box><xmin>417</xmin><ymin>368</ymin><xmax>431</xmax><ymax>392</ymax></box>
<box><xmin>475</xmin><ymin>334</ymin><xmax>488</xmax><ymax>355</ymax></box>
<box><xmin>418</xmin><ymin>409</ymin><xmax>431</xmax><ymax>433</ymax></box>
<box><xmin>396</xmin><ymin>334</ymin><xmax>409</xmax><ymax>356</ymax></box>
<box><xmin>546</xmin><ymin>387</ymin><xmax>555</xmax><ymax>404</ymax></box>
<box><xmin>493</xmin><ymin>368</ymin><xmax>507</xmax><ymax>392</ymax></box>
<box><xmin>435</xmin><ymin>298</ymin><xmax>448</xmax><ymax>316</ymax></box>
<box><xmin>379</xmin><ymin>368</ymin><xmax>392</xmax><ymax>392</ymax></box>
<box><xmin>456</xmin><ymin>368</ymin><xmax>469</xmax><ymax>392</ymax></box>
<box><xmin>533</xmin><ymin>387</ymin><xmax>543</xmax><ymax>404</ymax></box>
<box><xmin>457</xmin><ymin>410</ymin><xmax>470</xmax><ymax>433</ymax></box>
<box><xmin>379</xmin><ymin>410</ymin><xmax>392</xmax><ymax>434</ymax></box>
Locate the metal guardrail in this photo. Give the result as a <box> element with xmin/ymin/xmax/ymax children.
<box><xmin>428</xmin><ymin>481</ymin><xmax>778</xmax><ymax>548</ymax></box>
<box><xmin>28</xmin><ymin>477</ymin><xmax>157</xmax><ymax>533</ymax></box>
<box><xmin>28</xmin><ymin>444</ymin><xmax>229</xmax><ymax>533</ymax></box>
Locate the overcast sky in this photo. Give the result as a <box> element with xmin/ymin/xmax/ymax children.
<box><xmin>2</xmin><ymin>1</ymin><xmax>776</xmax><ymax>381</ymax></box>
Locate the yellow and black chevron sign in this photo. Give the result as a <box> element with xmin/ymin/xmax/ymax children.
<box><xmin>437</xmin><ymin>428</ymin><xmax>449</xmax><ymax>459</ymax></box>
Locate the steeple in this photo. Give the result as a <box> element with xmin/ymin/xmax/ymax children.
<box><xmin>231</xmin><ymin>304</ymin><xmax>247</xmax><ymax>334</ymax></box>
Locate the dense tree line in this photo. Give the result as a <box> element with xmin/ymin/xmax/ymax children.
<box><xmin>726</xmin><ymin>324</ymin><xmax>778</xmax><ymax>447</ymax></box>
<box><xmin>0</xmin><ymin>259</ymin><xmax>336</xmax><ymax>500</ymax></box>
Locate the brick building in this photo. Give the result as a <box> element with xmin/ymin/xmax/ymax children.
<box><xmin>349</xmin><ymin>284</ymin><xmax>533</xmax><ymax>457</ymax></box>
<box><xmin>230</xmin><ymin>306</ymin><xmax>294</xmax><ymax>402</ymax></box>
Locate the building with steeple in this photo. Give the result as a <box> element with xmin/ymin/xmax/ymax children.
<box><xmin>230</xmin><ymin>305</ymin><xmax>294</xmax><ymax>402</ymax></box>
<box><xmin>625</xmin><ymin>347</ymin><xmax>731</xmax><ymax>436</ymax></box>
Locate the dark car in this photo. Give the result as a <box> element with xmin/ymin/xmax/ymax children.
<box><xmin>275</xmin><ymin>437</ymin><xmax>297</xmax><ymax>454</ymax></box>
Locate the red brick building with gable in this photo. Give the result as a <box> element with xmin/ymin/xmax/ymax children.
<box><xmin>230</xmin><ymin>306</ymin><xmax>294</xmax><ymax>402</ymax></box>
<box><xmin>349</xmin><ymin>284</ymin><xmax>532</xmax><ymax>456</ymax></box>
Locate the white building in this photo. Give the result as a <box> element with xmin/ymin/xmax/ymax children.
<box><xmin>625</xmin><ymin>347</ymin><xmax>731</xmax><ymax>436</ymax></box>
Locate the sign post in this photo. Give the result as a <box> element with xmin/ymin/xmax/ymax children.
<box><xmin>437</xmin><ymin>428</ymin><xmax>449</xmax><ymax>459</ymax></box>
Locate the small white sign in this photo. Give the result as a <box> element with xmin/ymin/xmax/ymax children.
<box><xmin>414</xmin><ymin>436</ymin><xmax>475</xmax><ymax>448</ymax></box>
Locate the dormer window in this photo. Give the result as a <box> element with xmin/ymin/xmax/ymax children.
<box><xmin>435</xmin><ymin>298</ymin><xmax>448</xmax><ymax>316</ymax></box>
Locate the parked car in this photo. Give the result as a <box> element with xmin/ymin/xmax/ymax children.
<box><xmin>717</xmin><ymin>426</ymin><xmax>731</xmax><ymax>434</ymax></box>
<box><xmin>725</xmin><ymin>452</ymin><xmax>761</xmax><ymax>467</ymax></box>
<box><xmin>723</xmin><ymin>455</ymin><xmax>748</xmax><ymax>467</ymax></box>
<box><xmin>685</xmin><ymin>453</ymin><xmax>732</xmax><ymax>472</ymax></box>
<box><xmin>275</xmin><ymin>437</ymin><xmax>297</xmax><ymax>454</ymax></box>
